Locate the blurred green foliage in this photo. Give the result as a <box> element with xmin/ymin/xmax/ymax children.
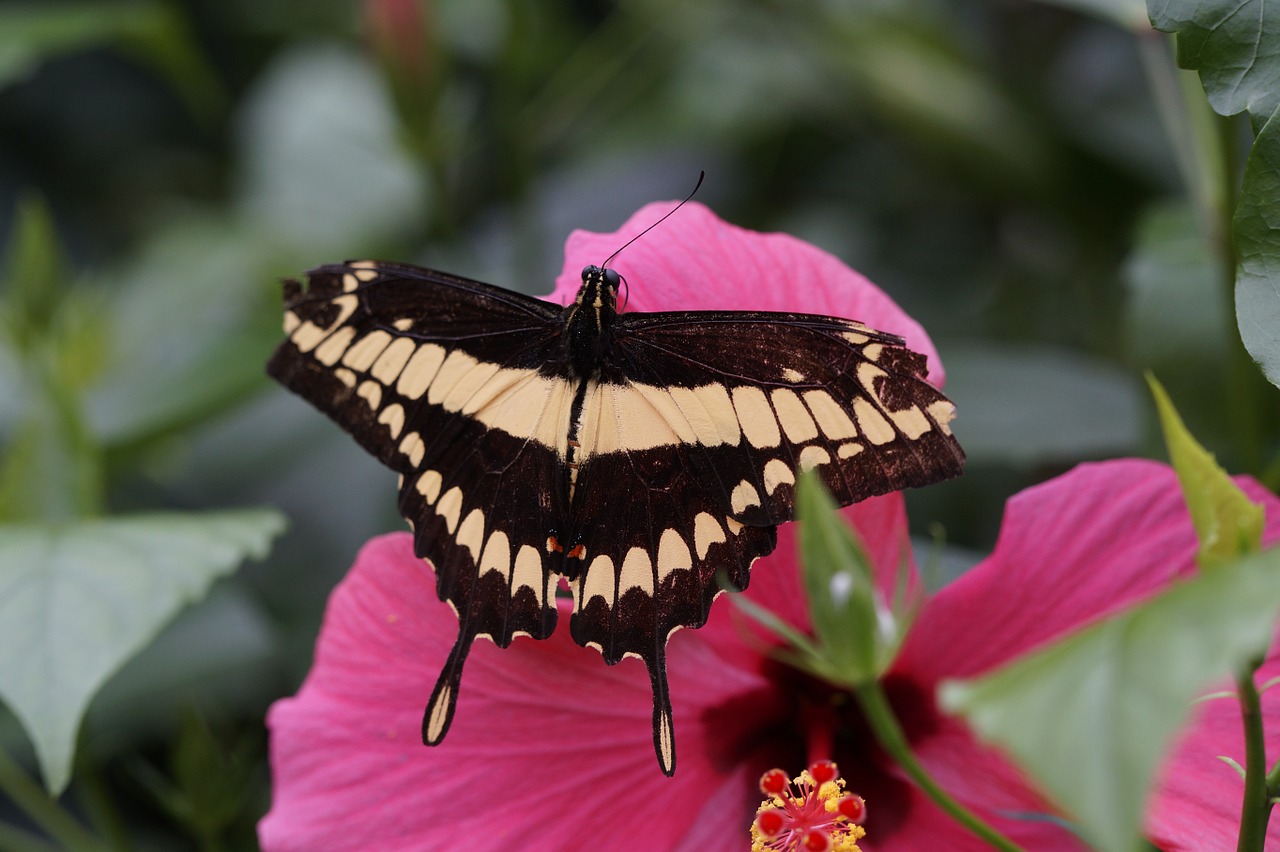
<box><xmin>0</xmin><ymin>0</ymin><xmax>1276</xmax><ymax>847</ymax></box>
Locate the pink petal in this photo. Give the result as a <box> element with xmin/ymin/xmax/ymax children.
<box><xmin>548</xmin><ymin>201</ymin><xmax>946</xmax><ymax>387</ymax></box>
<box><xmin>893</xmin><ymin>459</ymin><xmax>1280</xmax><ymax>686</ymax></box>
<box><xmin>1147</xmin><ymin>649</ymin><xmax>1280</xmax><ymax>850</ymax></box>
<box><xmin>261</xmin><ymin>534</ymin><xmax>785</xmax><ymax>852</ymax></box>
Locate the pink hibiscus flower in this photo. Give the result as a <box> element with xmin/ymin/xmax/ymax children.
<box><xmin>260</xmin><ymin>204</ymin><xmax>1280</xmax><ymax>850</ymax></box>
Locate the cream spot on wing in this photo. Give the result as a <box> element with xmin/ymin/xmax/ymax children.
<box><xmin>862</xmin><ymin>343</ymin><xmax>884</xmax><ymax>361</ymax></box>
<box><xmin>334</xmin><ymin>367</ymin><xmax>357</xmax><ymax>388</ymax></box>
<box><xmin>657</xmin><ymin>529</ymin><xmax>692</xmax><ymax>582</ymax></box>
<box><xmin>370</xmin><ymin>337</ymin><xmax>417</xmax><ymax>384</ymax></box>
<box><xmin>583</xmin><ymin>555</ymin><xmax>616</xmax><ymax>608</ymax></box>
<box><xmin>283</xmin><ymin>311</ymin><xmax>300</xmax><ymax>334</ymax></box>
<box><xmin>694</xmin><ymin>383</ymin><xmax>741</xmax><ymax>445</ymax></box>
<box><xmin>290</xmin><ymin>321</ymin><xmax>329</xmax><ymax>353</ymax></box>
<box><xmin>763</xmin><ymin>458</ymin><xmax>796</xmax><ymax>495</ymax></box>
<box><xmin>392</xmin><ymin>318</ymin><xmax>414</xmax><ymax>331</ymax></box>
<box><xmin>377</xmin><ymin>403</ymin><xmax>405</xmax><ymax>438</ymax></box>
<box><xmin>730</xmin><ymin>480</ymin><xmax>762</xmax><ymax>514</ymax></box>
<box><xmin>456</xmin><ymin>509</ymin><xmax>485</xmax><ymax>561</ymax></box>
<box><xmin>804</xmin><ymin>390</ymin><xmax>858</xmax><ymax>440</ymax></box>
<box><xmin>416</xmin><ymin>470</ymin><xmax>443</xmax><ymax>503</ymax></box>
<box><xmin>694</xmin><ymin>512</ymin><xmax>726</xmax><ymax>559</ymax></box>
<box><xmin>853</xmin><ymin>398</ymin><xmax>895</xmax><ymax>445</ymax></box>
<box><xmin>782</xmin><ymin>367</ymin><xmax>805</xmax><ymax>383</ymax></box>
<box><xmin>428</xmin><ymin>350</ymin><xmax>502</xmax><ymax>410</ymax></box>
<box><xmin>857</xmin><ymin>362</ymin><xmax>889</xmax><ymax>398</ymax></box>
<box><xmin>479</xmin><ymin>530</ymin><xmax>511</xmax><ymax>580</ymax></box>
<box><xmin>424</xmin><ymin>684</ymin><xmax>451</xmax><ymax>742</ymax></box>
<box><xmin>725</xmin><ymin>517</ymin><xmax>745</xmax><ymax>535</ymax></box>
<box><xmin>771</xmin><ymin>388</ymin><xmax>819</xmax><ymax>443</ymax></box>
<box><xmin>891</xmin><ymin>405</ymin><xmax>932</xmax><ymax>439</ymax></box>
<box><xmin>396</xmin><ymin>344</ymin><xmax>447</xmax><ymax>399</ymax></box>
<box><xmin>837</xmin><ymin>442</ymin><xmax>864</xmax><ymax>459</ymax></box>
<box><xmin>669</xmin><ymin>385</ymin><xmax>727</xmax><ymax>447</ymax></box>
<box><xmin>350</xmin><ymin>261</ymin><xmax>379</xmax><ymax>281</ymax></box>
<box><xmin>435</xmin><ymin>487</ymin><xmax>463</xmax><ymax>533</ymax></box>
<box><xmin>799</xmin><ymin>446</ymin><xmax>832</xmax><ymax>470</ymax></box>
<box><xmin>314</xmin><ymin>325</ymin><xmax>356</xmax><ymax>366</ymax></box>
<box><xmin>620</xmin><ymin>547</ymin><xmax>655</xmax><ymax>596</ymax></box>
<box><xmin>342</xmin><ymin>273</ymin><xmax>359</xmax><ymax>292</ymax></box>
<box><xmin>843</xmin><ymin>332</ymin><xmax>869</xmax><ymax>345</ymax></box>
<box><xmin>732</xmin><ymin>386</ymin><xmax>781</xmax><ymax>448</ymax></box>
<box><xmin>657</xmin><ymin>707</ymin><xmax>674</xmax><ymax>775</ymax></box>
<box><xmin>514</xmin><ymin>545</ymin><xmax>543</xmax><ymax>603</ymax></box>
<box><xmin>342</xmin><ymin>330</ymin><xmax>393</xmax><ymax>371</ymax></box>
<box><xmin>398</xmin><ymin>431</ymin><xmax>425</xmax><ymax>466</ymax></box>
<box><xmin>928</xmin><ymin>400</ymin><xmax>957</xmax><ymax>436</ymax></box>
<box><xmin>356</xmin><ymin>380</ymin><xmax>382</xmax><ymax>410</ymax></box>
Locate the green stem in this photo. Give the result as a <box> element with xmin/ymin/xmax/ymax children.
<box><xmin>854</xmin><ymin>681</ymin><xmax>1024</xmax><ymax>852</ymax></box>
<box><xmin>1236</xmin><ymin>671</ymin><xmax>1272</xmax><ymax>852</ymax></box>
<box><xmin>0</xmin><ymin>748</ymin><xmax>107</xmax><ymax>852</ymax></box>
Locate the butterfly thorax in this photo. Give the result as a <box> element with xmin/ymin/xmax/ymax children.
<box><xmin>563</xmin><ymin>265</ymin><xmax>620</xmax><ymax>379</ymax></box>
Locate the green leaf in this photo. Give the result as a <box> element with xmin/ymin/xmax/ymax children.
<box><xmin>0</xmin><ymin>2</ymin><xmax>158</xmax><ymax>87</ymax></box>
<box><xmin>1148</xmin><ymin>373</ymin><xmax>1264</xmax><ymax>567</ymax></box>
<box><xmin>1234</xmin><ymin>105</ymin><xmax>1280</xmax><ymax>390</ymax></box>
<box><xmin>0</xmin><ymin>3</ymin><xmax>223</xmax><ymax>120</ymax></box>
<box><xmin>1</xmin><ymin>194</ymin><xmax>63</xmax><ymax>352</ymax></box>
<box><xmin>795</xmin><ymin>470</ymin><xmax>894</xmax><ymax>683</ymax></box>
<box><xmin>940</xmin><ymin>546</ymin><xmax>1280</xmax><ymax>852</ymax></box>
<box><xmin>0</xmin><ymin>509</ymin><xmax>286</xmax><ymax>794</ymax></box>
<box><xmin>1148</xmin><ymin>0</ymin><xmax>1280</xmax><ymax>122</ymax></box>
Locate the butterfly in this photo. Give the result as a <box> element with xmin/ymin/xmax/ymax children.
<box><xmin>268</xmin><ymin>245</ymin><xmax>964</xmax><ymax>776</ymax></box>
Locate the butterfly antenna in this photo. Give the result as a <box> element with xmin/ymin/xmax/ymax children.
<box><xmin>601</xmin><ymin>171</ymin><xmax>705</xmax><ymax>269</ymax></box>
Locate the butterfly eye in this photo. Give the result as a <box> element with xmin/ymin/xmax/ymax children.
<box><xmin>603</xmin><ymin>268</ymin><xmax>621</xmax><ymax>290</ymax></box>
<box><xmin>581</xmin><ymin>264</ymin><xmax>600</xmax><ymax>280</ymax></box>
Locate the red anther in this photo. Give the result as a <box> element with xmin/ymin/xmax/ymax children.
<box><xmin>808</xmin><ymin>759</ymin><xmax>838</xmax><ymax>784</ymax></box>
<box><xmin>838</xmin><ymin>794</ymin><xmax>866</xmax><ymax>824</ymax></box>
<box><xmin>759</xmin><ymin>768</ymin><xmax>788</xmax><ymax>796</ymax></box>
<box><xmin>801</xmin><ymin>828</ymin><xmax>831</xmax><ymax>851</ymax></box>
<box><xmin>754</xmin><ymin>808</ymin><xmax>786</xmax><ymax>837</ymax></box>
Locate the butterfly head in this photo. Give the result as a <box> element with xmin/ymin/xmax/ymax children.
<box><xmin>576</xmin><ymin>265</ymin><xmax>621</xmax><ymax>313</ymax></box>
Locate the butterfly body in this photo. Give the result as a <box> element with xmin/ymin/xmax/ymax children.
<box><xmin>268</xmin><ymin>256</ymin><xmax>964</xmax><ymax>775</ymax></box>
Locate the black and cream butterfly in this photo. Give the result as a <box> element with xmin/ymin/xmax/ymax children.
<box><xmin>268</xmin><ymin>256</ymin><xmax>964</xmax><ymax>775</ymax></box>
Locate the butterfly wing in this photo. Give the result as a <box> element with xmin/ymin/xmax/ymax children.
<box><xmin>267</xmin><ymin>260</ymin><xmax>574</xmax><ymax>745</ymax></box>
<box><xmin>561</xmin><ymin>309</ymin><xmax>963</xmax><ymax>774</ymax></box>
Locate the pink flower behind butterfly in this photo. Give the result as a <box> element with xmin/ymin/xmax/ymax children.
<box><xmin>260</xmin><ymin>203</ymin><xmax>1280</xmax><ymax>850</ymax></box>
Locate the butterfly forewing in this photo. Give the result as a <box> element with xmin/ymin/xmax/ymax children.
<box><xmin>269</xmin><ymin>261</ymin><xmax>575</xmax><ymax>744</ymax></box>
<box><xmin>607</xmin><ymin>311</ymin><xmax>964</xmax><ymax>526</ymax></box>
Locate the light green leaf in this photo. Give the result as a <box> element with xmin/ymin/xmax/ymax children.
<box><xmin>0</xmin><ymin>509</ymin><xmax>286</xmax><ymax>794</ymax></box>
<box><xmin>1148</xmin><ymin>374</ymin><xmax>1264</xmax><ymax>566</ymax></box>
<box><xmin>235</xmin><ymin>43</ymin><xmax>426</xmax><ymax>255</ymax></box>
<box><xmin>83</xmin><ymin>217</ymin><xmax>279</xmax><ymax>447</ymax></box>
<box><xmin>795</xmin><ymin>471</ymin><xmax>894</xmax><ymax>683</ymax></box>
<box><xmin>1148</xmin><ymin>0</ymin><xmax>1280</xmax><ymax>122</ymax></box>
<box><xmin>1234</xmin><ymin>105</ymin><xmax>1280</xmax><ymax>390</ymax></box>
<box><xmin>940</xmin><ymin>546</ymin><xmax>1280</xmax><ymax>852</ymax></box>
